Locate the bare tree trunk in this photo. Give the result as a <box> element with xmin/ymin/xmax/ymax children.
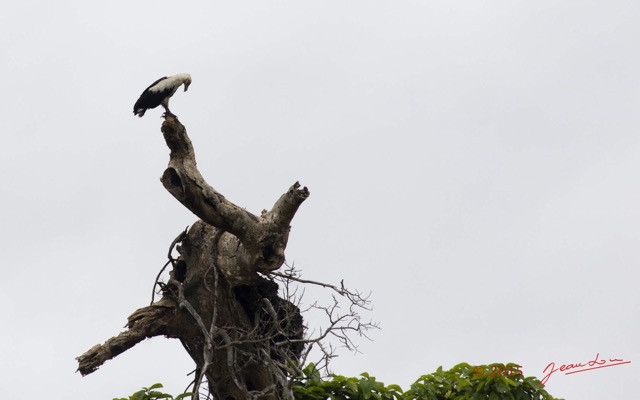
<box><xmin>77</xmin><ymin>116</ymin><xmax>309</xmax><ymax>399</ymax></box>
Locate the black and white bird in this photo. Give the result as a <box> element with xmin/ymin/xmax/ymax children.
<box><xmin>133</xmin><ymin>73</ymin><xmax>192</xmax><ymax>117</ymax></box>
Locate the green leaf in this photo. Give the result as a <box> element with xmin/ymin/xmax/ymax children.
<box><xmin>148</xmin><ymin>392</ymin><xmax>172</xmax><ymax>399</ymax></box>
<box><xmin>132</xmin><ymin>390</ymin><xmax>148</xmax><ymax>400</ymax></box>
<box><xmin>387</xmin><ymin>384</ymin><xmax>402</xmax><ymax>392</ymax></box>
<box><xmin>346</xmin><ymin>380</ymin><xmax>358</xmax><ymax>394</ymax></box>
<box><xmin>495</xmin><ymin>381</ymin><xmax>509</xmax><ymax>394</ymax></box>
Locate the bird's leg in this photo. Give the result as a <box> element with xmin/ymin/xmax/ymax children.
<box><xmin>161</xmin><ymin>101</ymin><xmax>176</xmax><ymax>118</ymax></box>
<box><xmin>161</xmin><ymin>106</ymin><xmax>176</xmax><ymax>118</ymax></box>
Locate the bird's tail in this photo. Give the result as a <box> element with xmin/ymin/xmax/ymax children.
<box><xmin>134</xmin><ymin>109</ymin><xmax>146</xmax><ymax>117</ymax></box>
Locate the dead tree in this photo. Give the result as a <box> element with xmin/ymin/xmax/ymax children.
<box><xmin>76</xmin><ymin>116</ymin><xmax>309</xmax><ymax>399</ymax></box>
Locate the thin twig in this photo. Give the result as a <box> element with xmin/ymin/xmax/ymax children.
<box><xmin>150</xmin><ymin>227</ymin><xmax>189</xmax><ymax>305</ymax></box>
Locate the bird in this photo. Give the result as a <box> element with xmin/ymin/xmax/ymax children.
<box><xmin>133</xmin><ymin>73</ymin><xmax>192</xmax><ymax>117</ymax></box>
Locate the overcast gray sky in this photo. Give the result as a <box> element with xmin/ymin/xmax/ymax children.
<box><xmin>2</xmin><ymin>1</ymin><xmax>638</xmax><ymax>399</ymax></box>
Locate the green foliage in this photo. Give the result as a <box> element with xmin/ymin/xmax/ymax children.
<box><xmin>292</xmin><ymin>363</ymin><xmax>403</xmax><ymax>400</ymax></box>
<box><xmin>403</xmin><ymin>363</ymin><xmax>560</xmax><ymax>400</ymax></box>
<box><xmin>115</xmin><ymin>363</ymin><xmax>561</xmax><ymax>400</ymax></box>
<box><xmin>113</xmin><ymin>383</ymin><xmax>192</xmax><ymax>400</ymax></box>
<box><xmin>292</xmin><ymin>363</ymin><xmax>562</xmax><ymax>400</ymax></box>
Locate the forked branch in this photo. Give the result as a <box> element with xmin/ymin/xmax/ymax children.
<box><xmin>160</xmin><ymin>116</ymin><xmax>309</xmax><ymax>279</ymax></box>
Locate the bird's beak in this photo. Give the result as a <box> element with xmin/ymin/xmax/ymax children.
<box><xmin>184</xmin><ymin>81</ymin><xmax>191</xmax><ymax>92</ymax></box>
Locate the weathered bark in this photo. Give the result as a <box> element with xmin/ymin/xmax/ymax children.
<box><xmin>77</xmin><ymin>116</ymin><xmax>308</xmax><ymax>399</ymax></box>
<box><xmin>160</xmin><ymin>117</ymin><xmax>308</xmax><ymax>285</ymax></box>
<box><xmin>76</xmin><ymin>301</ymin><xmax>176</xmax><ymax>376</ymax></box>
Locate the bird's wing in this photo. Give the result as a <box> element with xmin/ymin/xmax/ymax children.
<box><xmin>143</xmin><ymin>76</ymin><xmax>169</xmax><ymax>93</ymax></box>
<box><xmin>148</xmin><ymin>76</ymin><xmax>181</xmax><ymax>93</ymax></box>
